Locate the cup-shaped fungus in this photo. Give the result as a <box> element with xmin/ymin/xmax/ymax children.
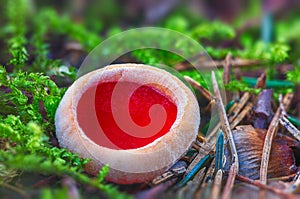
<box><xmin>55</xmin><ymin>64</ymin><xmax>200</xmax><ymax>184</ymax></box>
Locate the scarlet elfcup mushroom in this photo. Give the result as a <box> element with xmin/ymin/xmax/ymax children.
<box><xmin>55</xmin><ymin>63</ymin><xmax>200</xmax><ymax>184</ymax></box>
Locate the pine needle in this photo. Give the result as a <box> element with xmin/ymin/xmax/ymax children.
<box><xmin>212</xmin><ymin>71</ymin><xmax>239</xmax><ymax>172</ymax></box>
<box><xmin>221</xmin><ymin>164</ymin><xmax>237</xmax><ymax>199</ymax></box>
<box><xmin>230</xmin><ymin>102</ymin><xmax>253</xmax><ymax>129</ymax></box>
<box><xmin>210</xmin><ymin>170</ymin><xmax>223</xmax><ymax>199</ymax></box>
<box><xmin>228</xmin><ymin>92</ymin><xmax>250</xmax><ymax>123</ymax></box>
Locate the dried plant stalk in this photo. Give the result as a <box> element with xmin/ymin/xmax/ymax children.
<box><xmin>228</xmin><ymin>92</ymin><xmax>251</xmax><ymax>123</ymax></box>
<box><xmin>223</xmin><ymin>53</ymin><xmax>232</xmax><ymax>101</ymax></box>
<box><xmin>136</xmin><ymin>178</ymin><xmax>178</xmax><ymax>199</ymax></box>
<box><xmin>151</xmin><ymin>161</ymin><xmax>187</xmax><ymax>185</ymax></box>
<box><xmin>177</xmin><ymin>169</ymin><xmax>208</xmax><ymax>199</ymax></box>
<box><xmin>210</xmin><ymin>170</ymin><xmax>223</xmax><ymax>199</ymax></box>
<box><xmin>186</xmin><ymin>129</ymin><xmax>218</xmax><ymax>174</ymax></box>
<box><xmin>280</xmin><ymin>116</ymin><xmax>300</xmax><ymax>142</ymax></box>
<box><xmin>290</xmin><ymin>174</ymin><xmax>300</xmax><ymax>193</ymax></box>
<box><xmin>230</xmin><ymin>102</ymin><xmax>253</xmax><ymax>129</ymax></box>
<box><xmin>222</xmin><ymin>53</ymin><xmax>232</xmax><ymax>85</ymax></box>
<box><xmin>255</xmin><ymin>72</ymin><xmax>266</xmax><ymax>89</ymax></box>
<box><xmin>282</xmin><ymin>93</ymin><xmax>294</xmax><ymax>110</ymax></box>
<box><xmin>259</xmin><ymin>107</ymin><xmax>281</xmax><ymax>184</ymax></box>
<box><xmin>212</xmin><ymin>71</ymin><xmax>239</xmax><ymax>172</ymax></box>
<box><xmin>221</xmin><ymin>164</ymin><xmax>237</xmax><ymax>199</ymax></box>
<box><xmin>184</xmin><ymin>75</ymin><xmax>212</xmax><ymax>101</ymax></box>
<box><xmin>235</xmin><ymin>174</ymin><xmax>296</xmax><ymax>199</ymax></box>
<box><xmin>175</xmin><ymin>58</ymin><xmax>260</xmax><ymax>71</ymax></box>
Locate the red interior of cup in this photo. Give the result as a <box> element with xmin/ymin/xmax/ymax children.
<box><xmin>77</xmin><ymin>81</ymin><xmax>177</xmax><ymax>150</ymax></box>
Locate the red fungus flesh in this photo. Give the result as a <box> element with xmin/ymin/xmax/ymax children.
<box><xmin>77</xmin><ymin>81</ymin><xmax>177</xmax><ymax>150</ymax></box>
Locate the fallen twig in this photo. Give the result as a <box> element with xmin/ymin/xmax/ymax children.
<box><xmin>228</xmin><ymin>92</ymin><xmax>251</xmax><ymax>123</ymax></box>
<box><xmin>0</xmin><ymin>181</ymin><xmax>29</xmax><ymax>199</ymax></box>
<box><xmin>260</xmin><ymin>99</ymin><xmax>281</xmax><ymax>183</ymax></box>
<box><xmin>223</xmin><ymin>53</ymin><xmax>232</xmax><ymax>101</ymax></box>
<box><xmin>280</xmin><ymin>116</ymin><xmax>300</xmax><ymax>142</ymax></box>
<box><xmin>210</xmin><ymin>170</ymin><xmax>223</xmax><ymax>199</ymax></box>
<box><xmin>230</xmin><ymin>102</ymin><xmax>253</xmax><ymax>130</ymax></box>
<box><xmin>236</xmin><ymin>174</ymin><xmax>297</xmax><ymax>199</ymax></box>
<box><xmin>255</xmin><ymin>72</ymin><xmax>266</xmax><ymax>89</ymax></box>
<box><xmin>184</xmin><ymin>75</ymin><xmax>212</xmax><ymax>101</ymax></box>
<box><xmin>259</xmin><ymin>94</ymin><xmax>283</xmax><ymax>198</ymax></box>
<box><xmin>135</xmin><ymin>178</ymin><xmax>178</xmax><ymax>199</ymax></box>
<box><xmin>151</xmin><ymin>161</ymin><xmax>187</xmax><ymax>185</ymax></box>
<box><xmin>221</xmin><ymin>164</ymin><xmax>237</xmax><ymax>199</ymax></box>
<box><xmin>175</xmin><ymin>58</ymin><xmax>261</xmax><ymax>71</ymax></box>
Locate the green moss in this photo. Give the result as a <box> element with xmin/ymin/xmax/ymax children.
<box><xmin>4</xmin><ymin>0</ymin><xmax>30</xmax><ymax>70</ymax></box>
<box><xmin>0</xmin><ymin>66</ymin><xmax>129</xmax><ymax>198</ymax></box>
<box><xmin>287</xmin><ymin>65</ymin><xmax>300</xmax><ymax>84</ymax></box>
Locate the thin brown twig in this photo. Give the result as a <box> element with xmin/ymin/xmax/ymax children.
<box><xmin>194</xmin><ymin>159</ymin><xmax>217</xmax><ymax>198</ymax></box>
<box><xmin>210</xmin><ymin>169</ymin><xmax>223</xmax><ymax>199</ymax></box>
<box><xmin>280</xmin><ymin>116</ymin><xmax>300</xmax><ymax>142</ymax></box>
<box><xmin>205</xmin><ymin>123</ymin><xmax>221</xmax><ymax>144</ymax></box>
<box><xmin>279</xmin><ymin>94</ymin><xmax>287</xmax><ymax>116</ymax></box>
<box><xmin>212</xmin><ymin>71</ymin><xmax>239</xmax><ymax>172</ymax></box>
<box><xmin>0</xmin><ymin>181</ymin><xmax>29</xmax><ymax>199</ymax></box>
<box><xmin>283</xmin><ymin>93</ymin><xmax>294</xmax><ymax>111</ymax></box>
<box><xmin>228</xmin><ymin>92</ymin><xmax>251</xmax><ymax>123</ymax></box>
<box><xmin>223</xmin><ymin>53</ymin><xmax>233</xmax><ymax>102</ymax></box>
<box><xmin>185</xmin><ymin>147</ymin><xmax>213</xmax><ymax>174</ymax></box>
<box><xmin>235</xmin><ymin>174</ymin><xmax>297</xmax><ymax>199</ymax></box>
<box><xmin>186</xmin><ymin>131</ymin><xmax>217</xmax><ymax>174</ymax></box>
<box><xmin>221</xmin><ymin>164</ymin><xmax>237</xmax><ymax>199</ymax></box>
<box><xmin>197</xmin><ymin>134</ymin><xmax>206</xmax><ymax>143</ymax></box>
<box><xmin>183</xmin><ymin>75</ymin><xmax>212</xmax><ymax>101</ymax></box>
<box><xmin>289</xmin><ymin>173</ymin><xmax>300</xmax><ymax>193</ymax></box>
<box><xmin>230</xmin><ymin>102</ymin><xmax>253</xmax><ymax>130</ymax></box>
<box><xmin>136</xmin><ymin>178</ymin><xmax>178</xmax><ymax>199</ymax></box>
<box><xmin>255</xmin><ymin>72</ymin><xmax>266</xmax><ymax>89</ymax></box>
<box><xmin>175</xmin><ymin>58</ymin><xmax>261</xmax><ymax>71</ymax></box>
<box><xmin>192</xmin><ymin>142</ymin><xmax>212</xmax><ymax>153</ymax></box>
<box><xmin>268</xmin><ymin>173</ymin><xmax>296</xmax><ymax>182</ymax></box>
<box><xmin>177</xmin><ymin>168</ymin><xmax>208</xmax><ymax>199</ymax></box>
<box><xmin>228</xmin><ymin>102</ymin><xmax>237</xmax><ymax>115</ymax></box>
<box><xmin>31</xmin><ymin>175</ymin><xmax>57</xmax><ymax>188</ymax></box>
<box><xmin>222</xmin><ymin>53</ymin><xmax>232</xmax><ymax>85</ymax></box>
<box><xmin>259</xmin><ymin>95</ymin><xmax>283</xmax><ymax>198</ymax></box>
<box><xmin>260</xmin><ymin>99</ymin><xmax>282</xmax><ymax>183</ymax></box>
